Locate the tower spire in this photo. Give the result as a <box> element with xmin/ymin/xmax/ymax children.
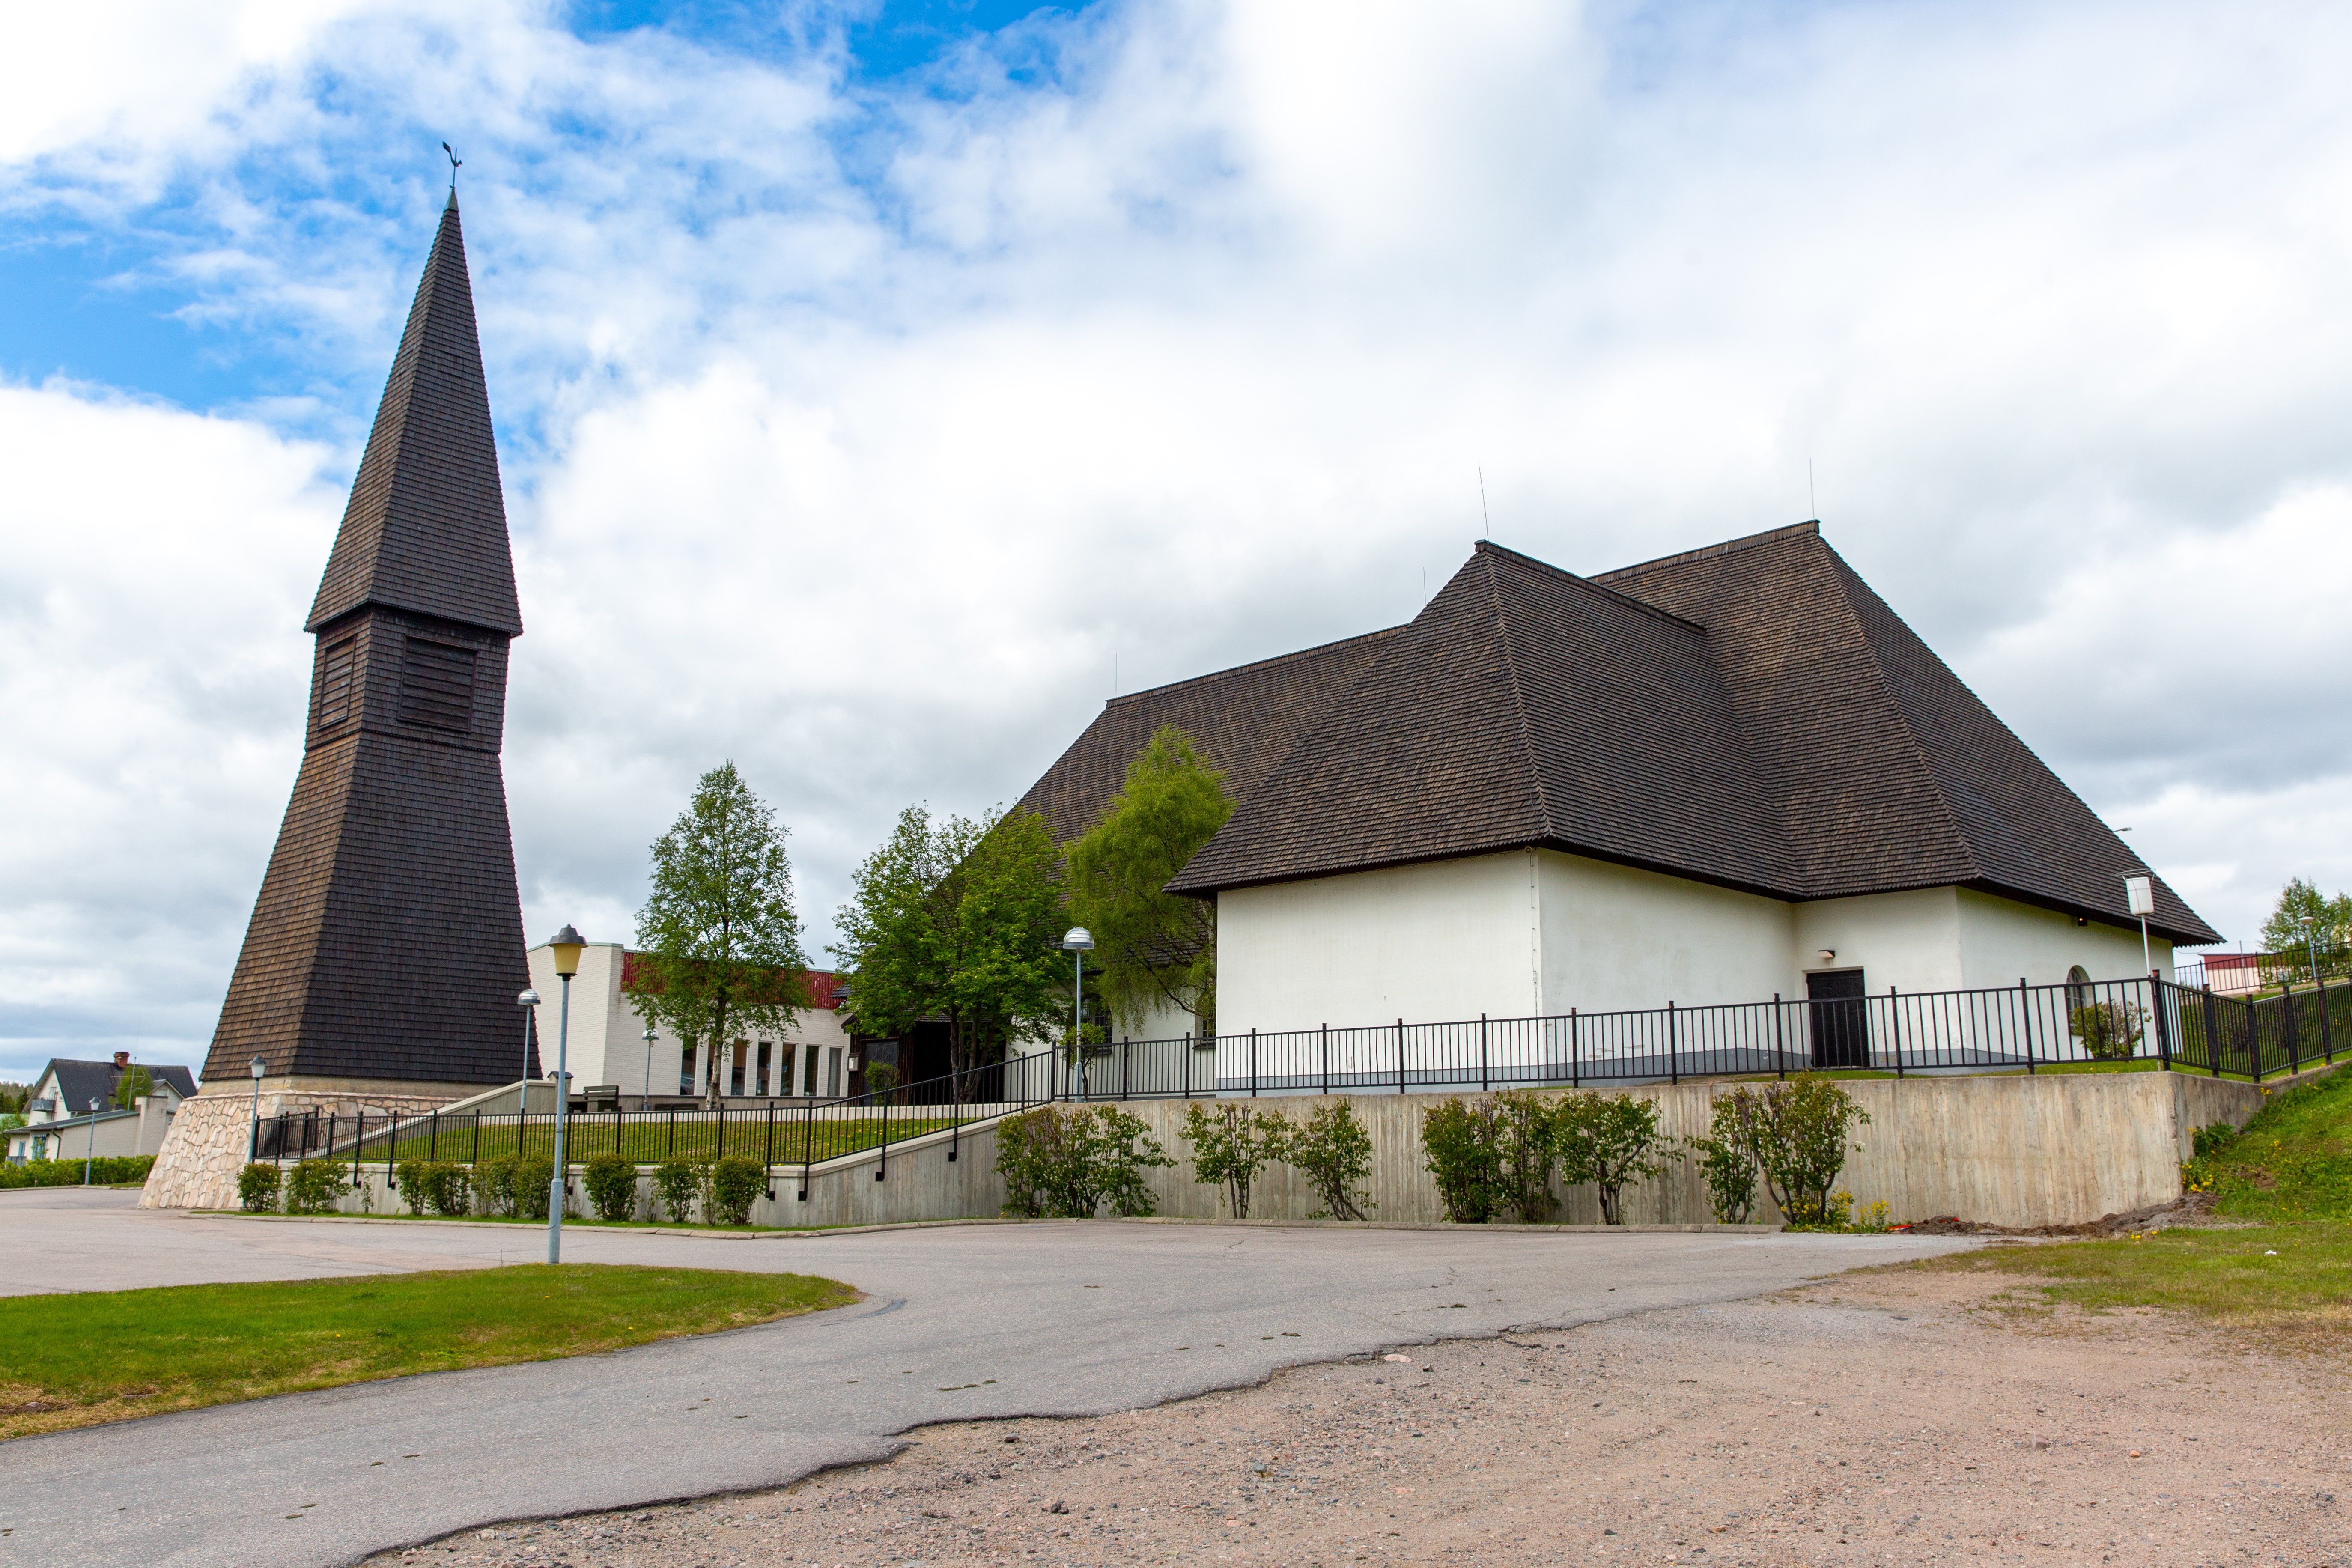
<box><xmin>201</xmin><ymin>197</ymin><xmax>530</xmax><ymax>1095</ymax></box>
<box><xmin>307</xmin><ymin>194</ymin><xmax>519</xmax><ymax>638</ymax></box>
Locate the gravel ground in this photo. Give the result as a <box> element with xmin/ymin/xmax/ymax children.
<box><xmin>364</xmin><ymin>1259</ymin><xmax>2349</xmax><ymax>1568</ymax></box>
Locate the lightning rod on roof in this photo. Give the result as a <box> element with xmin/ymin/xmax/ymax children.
<box><xmin>1808</xmin><ymin>457</ymin><xmax>1817</xmax><ymax>523</ymax></box>
<box><xmin>1477</xmin><ymin>464</ymin><xmax>1491</xmax><ymax>541</ymax></box>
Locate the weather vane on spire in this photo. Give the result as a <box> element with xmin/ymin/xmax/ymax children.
<box><xmin>441</xmin><ymin>141</ymin><xmax>462</xmax><ymax>191</ymax></box>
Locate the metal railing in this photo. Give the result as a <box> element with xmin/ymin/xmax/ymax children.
<box><xmin>254</xmin><ymin>972</ymin><xmax>2350</xmax><ymax>1196</ymax></box>
<box><xmin>1060</xmin><ymin>972</ymin><xmax>2351</xmax><ymax>1098</ymax></box>
<box><xmin>254</xmin><ymin>1050</ymin><xmax>1072</xmax><ymax>1204</ymax></box>
<box><xmin>2174</xmin><ymin>953</ymin><xmax>2352</xmax><ymax>994</ymax></box>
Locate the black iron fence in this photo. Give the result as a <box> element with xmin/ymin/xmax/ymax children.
<box><xmin>254</xmin><ymin>972</ymin><xmax>2350</xmax><ymax>1192</ymax></box>
<box><xmin>2174</xmin><ymin>954</ymin><xmax>2352</xmax><ymax>993</ymax></box>
<box><xmin>1064</xmin><ymin>972</ymin><xmax>2352</xmax><ymax>1098</ymax></box>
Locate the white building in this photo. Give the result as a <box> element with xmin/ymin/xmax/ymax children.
<box><xmin>1014</xmin><ymin>523</ymin><xmax>2218</xmax><ymax>1062</ymax></box>
<box><xmin>522</xmin><ymin>942</ymin><xmax>860</xmax><ymax>1102</ymax></box>
<box><xmin>7</xmin><ymin>1055</ymin><xmax>194</xmax><ymax>1163</ymax></box>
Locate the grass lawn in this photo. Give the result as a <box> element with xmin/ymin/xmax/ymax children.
<box><xmin>0</xmin><ymin>1263</ymin><xmax>855</xmax><ymax>1441</ymax></box>
<box><xmin>1940</xmin><ymin>1222</ymin><xmax>2352</xmax><ymax>1339</ymax></box>
<box><xmin>1923</xmin><ymin>1062</ymin><xmax>2352</xmax><ymax>1340</ymax></box>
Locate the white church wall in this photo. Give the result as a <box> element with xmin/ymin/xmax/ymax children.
<box><xmin>1216</xmin><ymin>852</ymin><xmax>1540</xmax><ymax>1037</ymax></box>
<box><xmin>1789</xmin><ymin>888</ymin><xmax>1965</xmax><ymax>996</ymax></box>
<box><xmin>1534</xmin><ymin>850</ymin><xmax>1795</xmax><ymax>1014</ymax></box>
<box><xmin>1953</xmin><ymin>889</ymin><xmax>2170</xmax><ymax>990</ymax></box>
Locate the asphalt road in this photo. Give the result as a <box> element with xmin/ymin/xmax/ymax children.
<box><xmin>0</xmin><ymin>1189</ymin><xmax>1974</xmax><ymax>1568</ymax></box>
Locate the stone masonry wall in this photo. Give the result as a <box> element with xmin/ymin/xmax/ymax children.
<box><xmin>140</xmin><ymin>1088</ymin><xmax>453</xmax><ymax>1211</ymax></box>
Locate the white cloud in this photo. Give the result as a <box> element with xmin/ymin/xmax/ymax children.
<box><xmin>6</xmin><ymin>0</ymin><xmax>2352</xmax><ymax>1076</ymax></box>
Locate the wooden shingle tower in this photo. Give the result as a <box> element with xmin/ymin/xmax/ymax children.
<box><xmin>201</xmin><ymin>191</ymin><xmax>532</xmax><ymax>1093</ymax></box>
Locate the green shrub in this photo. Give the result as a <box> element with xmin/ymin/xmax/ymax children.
<box><xmin>706</xmin><ymin>1156</ymin><xmax>766</xmax><ymax>1225</ymax></box>
<box><xmin>514</xmin><ymin>1156</ymin><xmax>554</xmax><ymax>1220</ymax></box>
<box><xmin>1183</xmin><ymin>1102</ymin><xmax>1287</xmax><ymax>1219</ymax></box>
<box><xmin>1686</xmin><ymin>1101</ymin><xmax>1759</xmax><ymax>1225</ymax></box>
<box><xmin>284</xmin><ymin>1159</ymin><xmax>351</xmax><ymax>1215</ymax></box>
<box><xmin>1553</xmin><ymin>1091</ymin><xmax>1669</xmax><ymax>1225</ymax></box>
<box><xmin>1284</xmin><ymin>1098</ymin><xmax>1374</xmax><ymax>1221</ymax></box>
<box><xmin>584</xmin><ymin>1154</ymin><xmax>639</xmax><ymax>1222</ymax></box>
<box><xmin>1421</xmin><ymin>1098</ymin><xmax>1502</xmax><ymax>1223</ymax></box>
<box><xmin>0</xmin><ymin>1155</ymin><xmax>158</xmax><ymax>1190</ymax></box>
<box><xmin>864</xmin><ymin>1064</ymin><xmax>900</xmax><ymax>1105</ymax></box>
<box><xmin>238</xmin><ymin>1162</ymin><xmax>281</xmax><ymax>1213</ymax></box>
<box><xmin>653</xmin><ymin>1159</ymin><xmax>702</xmax><ymax>1223</ymax></box>
<box><xmin>394</xmin><ymin>1158</ymin><xmax>432</xmax><ymax>1215</ymax></box>
<box><xmin>1717</xmin><ymin>1076</ymin><xmax>1871</xmax><ymax>1227</ymax></box>
<box><xmin>2191</xmin><ymin>1121</ymin><xmax>2241</xmax><ymax>1160</ymax></box>
<box><xmin>2072</xmin><ymin>1000</ymin><xmax>2147</xmax><ymax>1061</ymax></box>
<box><xmin>993</xmin><ymin>1105</ymin><xmax>1173</xmax><ymax>1218</ymax></box>
<box><xmin>474</xmin><ymin>1157</ymin><xmax>519</xmax><ymax>1217</ymax></box>
<box><xmin>1491</xmin><ymin>1090</ymin><xmax>1560</xmax><ymax>1222</ymax></box>
<box><xmin>426</xmin><ymin>1162</ymin><xmax>473</xmax><ymax>1216</ymax></box>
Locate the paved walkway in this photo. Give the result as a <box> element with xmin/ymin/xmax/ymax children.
<box><xmin>0</xmin><ymin>1189</ymin><xmax>1973</xmax><ymax>1568</ymax></box>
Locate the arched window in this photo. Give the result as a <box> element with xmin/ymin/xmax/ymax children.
<box><xmin>2065</xmin><ymin>965</ymin><xmax>2091</xmax><ymax>1011</ymax></box>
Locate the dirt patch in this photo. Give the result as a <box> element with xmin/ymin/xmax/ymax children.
<box><xmin>1902</xmin><ymin>1192</ymin><xmax>2227</xmax><ymax>1237</ymax></box>
<box><xmin>367</xmin><ymin>1262</ymin><xmax>2351</xmax><ymax>1567</ymax></box>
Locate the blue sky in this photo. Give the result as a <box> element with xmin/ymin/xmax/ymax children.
<box><xmin>4</xmin><ymin>1</ymin><xmax>2352</xmax><ymax>1081</ymax></box>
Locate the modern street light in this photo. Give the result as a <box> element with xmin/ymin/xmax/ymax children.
<box><xmin>2300</xmin><ymin>914</ymin><xmax>2322</xmax><ymax>985</ymax></box>
<box><xmin>2124</xmin><ymin>874</ymin><xmax>2155</xmax><ymax>978</ymax></box>
<box><xmin>248</xmin><ymin>1055</ymin><xmax>268</xmax><ymax>1162</ymax></box>
<box><xmin>545</xmin><ymin>925</ymin><xmax>585</xmax><ymax>1266</ymax></box>
<box><xmin>1061</xmin><ymin>927</ymin><xmax>1093</xmax><ymax>1099</ymax></box>
<box><xmin>642</xmin><ymin>1022</ymin><xmax>658</xmax><ymax>1106</ymax></box>
<box><xmin>517</xmin><ymin>989</ymin><xmax>541</xmax><ymax>1098</ymax></box>
<box><xmin>83</xmin><ymin>1098</ymin><xmax>100</xmax><ymax>1185</ymax></box>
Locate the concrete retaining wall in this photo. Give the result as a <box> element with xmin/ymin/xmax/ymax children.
<box><xmin>277</xmin><ymin>1069</ymin><xmax>2303</xmax><ymax>1230</ymax></box>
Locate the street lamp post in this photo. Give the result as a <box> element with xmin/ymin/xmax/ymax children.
<box><xmin>517</xmin><ymin>989</ymin><xmax>540</xmax><ymax>1096</ymax></box>
<box><xmin>545</xmin><ymin>925</ymin><xmax>586</xmax><ymax>1265</ymax></box>
<box><xmin>2125</xmin><ymin>874</ymin><xmax>2156</xmax><ymax>978</ymax></box>
<box><xmin>2301</xmin><ymin>915</ymin><xmax>2322</xmax><ymax>985</ymax></box>
<box><xmin>1061</xmin><ymin>928</ymin><xmax>1093</xmax><ymax>1100</ymax></box>
<box><xmin>248</xmin><ymin>1055</ymin><xmax>268</xmax><ymax>1162</ymax></box>
<box><xmin>83</xmin><ymin>1098</ymin><xmax>100</xmax><ymax>1185</ymax></box>
<box><xmin>642</xmin><ymin>1023</ymin><xmax>658</xmax><ymax>1107</ymax></box>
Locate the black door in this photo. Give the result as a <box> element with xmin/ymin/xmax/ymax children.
<box><xmin>1808</xmin><ymin>969</ymin><xmax>1869</xmax><ymax>1068</ymax></box>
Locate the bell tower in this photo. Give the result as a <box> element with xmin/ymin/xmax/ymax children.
<box><xmin>200</xmin><ymin>191</ymin><xmax>532</xmax><ymax>1092</ymax></box>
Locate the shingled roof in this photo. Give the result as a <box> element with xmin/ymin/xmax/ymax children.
<box><xmin>307</xmin><ymin>192</ymin><xmax>521</xmax><ymax>637</ymax></box>
<box><xmin>1162</xmin><ymin>523</ymin><xmax>2219</xmax><ymax>946</ymax></box>
<box><xmin>1012</xmin><ymin>628</ymin><xmax>1398</xmax><ymax>845</ymax></box>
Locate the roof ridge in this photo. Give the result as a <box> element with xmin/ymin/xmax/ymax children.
<box><xmin>1104</xmin><ymin>625</ymin><xmax>1403</xmax><ymax>709</ymax></box>
<box><xmin>1477</xmin><ymin>552</ymin><xmax>1556</xmax><ymax>841</ymax></box>
<box><xmin>1590</xmin><ymin>519</ymin><xmax>1822</xmax><ymax>584</ymax></box>
<box><xmin>1471</xmin><ymin>540</ymin><xmax>1706</xmax><ymax>633</ymax></box>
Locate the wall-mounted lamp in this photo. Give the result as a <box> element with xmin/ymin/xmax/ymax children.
<box><xmin>1816</xmin><ymin>949</ymin><xmax>1836</xmax><ymax>963</ymax></box>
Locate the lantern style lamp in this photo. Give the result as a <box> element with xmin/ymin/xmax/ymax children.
<box><xmin>543</xmin><ymin>924</ymin><xmax>585</xmax><ymax>1264</ymax></box>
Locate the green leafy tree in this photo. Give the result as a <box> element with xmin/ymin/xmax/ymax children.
<box><xmin>1064</xmin><ymin>727</ymin><xmax>1234</xmax><ymax>1036</ymax></box>
<box><xmin>109</xmin><ymin>1066</ymin><xmax>154</xmax><ymax>1109</ymax></box>
<box><xmin>633</xmin><ymin>763</ymin><xmax>811</xmax><ymax>1107</ymax></box>
<box><xmin>2261</xmin><ymin>878</ymin><xmax>2352</xmax><ymax>970</ymax></box>
<box><xmin>834</xmin><ymin>805</ymin><xmax>1066</xmax><ymax>1101</ymax></box>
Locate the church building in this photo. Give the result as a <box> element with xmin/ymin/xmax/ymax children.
<box><xmin>1018</xmin><ymin>522</ymin><xmax>2218</xmax><ymax>1046</ymax></box>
